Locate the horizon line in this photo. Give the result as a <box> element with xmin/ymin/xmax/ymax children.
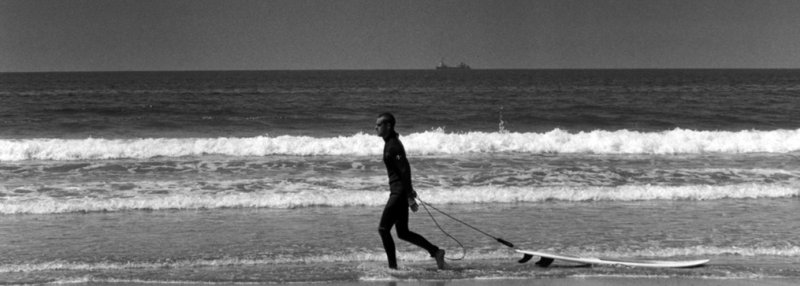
<box><xmin>4</xmin><ymin>67</ymin><xmax>800</xmax><ymax>74</ymax></box>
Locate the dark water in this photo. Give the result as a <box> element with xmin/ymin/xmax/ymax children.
<box><xmin>2</xmin><ymin>70</ymin><xmax>799</xmax><ymax>138</ymax></box>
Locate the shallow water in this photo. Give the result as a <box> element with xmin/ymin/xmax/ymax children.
<box><xmin>1</xmin><ymin>198</ymin><xmax>798</xmax><ymax>284</ymax></box>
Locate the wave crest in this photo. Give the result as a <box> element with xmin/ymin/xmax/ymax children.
<box><xmin>1</xmin><ymin>128</ymin><xmax>799</xmax><ymax>161</ymax></box>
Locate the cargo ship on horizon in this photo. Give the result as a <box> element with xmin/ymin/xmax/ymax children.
<box><xmin>436</xmin><ymin>59</ymin><xmax>471</xmax><ymax>70</ymax></box>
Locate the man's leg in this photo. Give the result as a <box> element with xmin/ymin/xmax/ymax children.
<box><xmin>378</xmin><ymin>196</ymin><xmax>400</xmax><ymax>269</ymax></box>
<box><xmin>394</xmin><ymin>201</ymin><xmax>446</xmax><ymax>269</ymax></box>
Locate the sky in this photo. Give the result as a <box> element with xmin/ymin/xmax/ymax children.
<box><xmin>2</xmin><ymin>0</ymin><xmax>800</xmax><ymax>72</ymax></box>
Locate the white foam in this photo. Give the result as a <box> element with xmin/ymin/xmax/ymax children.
<box><xmin>3</xmin><ymin>245</ymin><xmax>799</xmax><ymax>274</ymax></box>
<box><xmin>0</xmin><ymin>250</ymin><xmax>453</xmax><ymax>274</ymax></box>
<box><xmin>1</xmin><ymin>128</ymin><xmax>799</xmax><ymax>161</ymax></box>
<box><xmin>406</xmin><ymin>128</ymin><xmax>800</xmax><ymax>155</ymax></box>
<box><xmin>1</xmin><ymin>183</ymin><xmax>796</xmax><ymax>214</ymax></box>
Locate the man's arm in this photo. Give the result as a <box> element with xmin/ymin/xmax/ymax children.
<box><xmin>388</xmin><ymin>145</ymin><xmax>418</xmax><ymax>211</ymax></box>
<box><xmin>387</xmin><ymin>144</ymin><xmax>414</xmax><ymax>191</ymax></box>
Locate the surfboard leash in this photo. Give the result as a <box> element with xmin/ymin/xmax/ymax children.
<box><xmin>417</xmin><ymin>198</ymin><xmax>467</xmax><ymax>260</ymax></box>
<box><xmin>415</xmin><ymin>197</ymin><xmax>518</xmax><ymax>261</ymax></box>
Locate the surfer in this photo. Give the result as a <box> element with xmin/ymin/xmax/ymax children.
<box><xmin>375</xmin><ymin>112</ymin><xmax>446</xmax><ymax>270</ymax></box>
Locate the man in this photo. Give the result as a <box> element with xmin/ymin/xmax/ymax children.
<box><xmin>375</xmin><ymin>112</ymin><xmax>446</xmax><ymax>270</ymax></box>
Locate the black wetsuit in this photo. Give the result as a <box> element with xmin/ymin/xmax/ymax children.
<box><xmin>378</xmin><ymin>131</ymin><xmax>439</xmax><ymax>268</ymax></box>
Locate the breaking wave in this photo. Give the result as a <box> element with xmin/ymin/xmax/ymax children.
<box><xmin>1</xmin><ymin>128</ymin><xmax>799</xmax><ymax>161</ymax></box>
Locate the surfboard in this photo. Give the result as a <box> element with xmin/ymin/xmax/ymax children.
<box><xmin>516</xmin><ymin>250</ymin><xmax>709</xmax><ymax>268</ymax></box>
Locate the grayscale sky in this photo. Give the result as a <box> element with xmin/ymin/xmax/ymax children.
<box><xmin>2</xmin><ymin>0</ymin><xmax>799</xmax><ymax>72</ymax></box>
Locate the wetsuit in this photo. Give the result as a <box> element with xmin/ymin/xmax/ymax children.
<box><xmin>378</xmin><ymin>131</ymin><xmax>439</xmax><ymax>269</ymax></box>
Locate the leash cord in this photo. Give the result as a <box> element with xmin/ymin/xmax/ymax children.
<box><xmin>416</xmin><ymin>197</ymin><xmax>504</xmax><ymax>241</ymax></box>
<box><xmin>417</xmin><ymin>197</ymin><xmax>467</xmax><ymax>260</ymax></box>
<box><xmin>415</xmin><ymin>196</ymin><xmax>524</xmax><ymax>263</ymax></box>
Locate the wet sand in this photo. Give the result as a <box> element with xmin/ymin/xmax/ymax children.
<box><xmin>341</xmin><ymin>277</ymin><xmax>800</xmax><ymax>286</ymax></box>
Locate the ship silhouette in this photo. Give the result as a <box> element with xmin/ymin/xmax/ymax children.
<box><xmin>436</xmin><ymin>58</ymin><xmax>471</xmax><ymax>70</ymax></box>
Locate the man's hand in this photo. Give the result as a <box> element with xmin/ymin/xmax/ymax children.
<box><xmin>408</xmin><ymin>197</ymin><xmax>419</xmax><ymax>212</ymax></box>
<box><xmin>408</xmin><ymin>190</ymin><xmax>419</xmax><ymax>212</ymax></box>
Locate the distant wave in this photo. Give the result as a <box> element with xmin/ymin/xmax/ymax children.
<box><xmin>1</xmin><ymin>183</ymin><xmax>796</xmax><ymax>214</ymax></box>
<box><xmin>1</xmin><ymin>128</ymin><xmax>799</xmax><ymax>161</ymax></box>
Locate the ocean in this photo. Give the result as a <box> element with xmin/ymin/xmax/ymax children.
<box><xmin>0</xmin><ymin>69</ymin><xmax>799</xmax><ymax>285</ymax></box>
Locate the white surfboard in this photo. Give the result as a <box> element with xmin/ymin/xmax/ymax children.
<box><xmin>516</xmin><ymin>250</ymin><xmax>709</xmax><ymax>268</ymax></box>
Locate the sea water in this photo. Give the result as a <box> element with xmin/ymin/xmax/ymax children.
<box><xmin>0</xmin><ymin>70</ymin><xmax>799</xmax><ymax>284</ymax></box>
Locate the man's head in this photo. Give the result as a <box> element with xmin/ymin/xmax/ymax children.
<box><xmin>375</xmin><ymin>112</ymin><xmax>396</xmax><ymax>138</ymax></box>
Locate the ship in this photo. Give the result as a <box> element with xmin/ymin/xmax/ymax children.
<box><xmin>435</xmin><ymin>59</ymin><xmax>471</xmax><ymax>70</ymax></box>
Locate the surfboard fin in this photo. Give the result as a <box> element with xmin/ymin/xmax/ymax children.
<box><xmin>518</xmin><ymin>254</ymin><xmax>555</xmax><ymax>267</ymax></box>
<box><xmin>518</xmin><ymin>254</ymin><xmax>534</xmax><ymax>263</ymax></box>
<box><xmin>535</xmin><ymin>257</ymin><xmax>555</xmax><ymax>267</ymax></box>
